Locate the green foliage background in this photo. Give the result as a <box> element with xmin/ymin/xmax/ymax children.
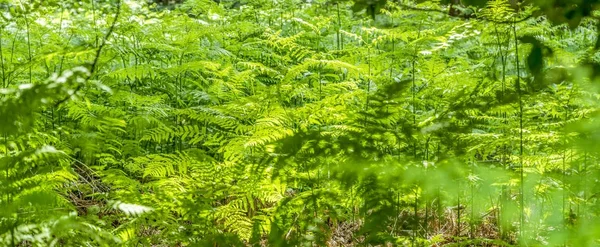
<box><xmin>2</xmin><ymin>0</ymin><xmax>600</xmax><ymax>246</ymax></box>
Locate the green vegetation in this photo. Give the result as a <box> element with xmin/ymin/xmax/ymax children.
<box><xmin>2</xmin><ymin>0</ymin><xmax>600</xmax><ymax>246</ymax></box>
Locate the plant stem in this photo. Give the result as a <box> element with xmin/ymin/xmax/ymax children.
<box><xmin>512</xmin><ymin>16</ymin><xmax>525</xmax><ymax>241</ymax></box>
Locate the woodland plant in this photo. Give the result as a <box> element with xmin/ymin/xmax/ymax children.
<box><xmin>2</xmin><ymin>0</ymin><xmax>600</xmax><ymax>246</ymax></box>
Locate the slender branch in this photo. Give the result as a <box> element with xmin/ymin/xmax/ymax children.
<box><xmin>53</xmin><ymin>0</ymin><xmax>122</xmax><ymax>108</ymax></box>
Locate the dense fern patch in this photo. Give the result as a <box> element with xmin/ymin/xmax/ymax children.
<box><xmin>2</xmin><ymin>0</ymin><xmax>600</xmax><ymax>246</ymax></box>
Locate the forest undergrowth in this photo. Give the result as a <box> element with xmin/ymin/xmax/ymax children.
<box><xmin>2</xmin><ymin>0</ymin><xmax>600</xmax><ymax>246</ymax></box>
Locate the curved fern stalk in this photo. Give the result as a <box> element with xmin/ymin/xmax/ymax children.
<box><xmin>20</xmin><ymin>2</ymin><xmax>32</xmax><ymax>85</ymax></box>
<box><xmin>469</xmin><ymin>158</ymin><xmax>476</xmax><ymax>239</ymax></box>
<box><xmin>336</xmin><ymin>2</ymin><xmax>343</xmax><ymax>52</ymax></box>
<box><xmin>512</xmin><ymin>15</ymin><xmax>525</xmax><ymax>242</ymax></box>
<box><xmin>53</xmin><ymin>0</ymin><xmax>122</xmax><ymax>107</ymax></box>
<box><xmin>365</xmin><ymin>35</ymin><xmax>372</xmax><ymax>125</ymax></box>
<box><xmin>411</xmin><ymin>22</ymin><xmax>423</xmax><ymax>246</ymax></box>
<box><xmin>562</xmin><ymin>85</ymin><xmax>575</xmax><ymax>237</ymax></box>
<box><xmin>0</xmin><ymin>23</ymin><xmax>5</xmax><ymax>88</ymax></box>
<box><xmin>424</xmin><ymin>137</ymin><xmax>430</xmax><ymax>238</ymax></box>
<box><xmin>92</xmin><ymin>0</ymin><xmax>98</xmax><ymax>47</ymax></box>
<box><xmin>493</xmin><ymin>20</ymin><xmax>509</xmax><ymax>240</ymax></box>
<box><xmin>412</xmin><ymin>22</ymin><xmax>423</xmax><ymax>158</ymax></box>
